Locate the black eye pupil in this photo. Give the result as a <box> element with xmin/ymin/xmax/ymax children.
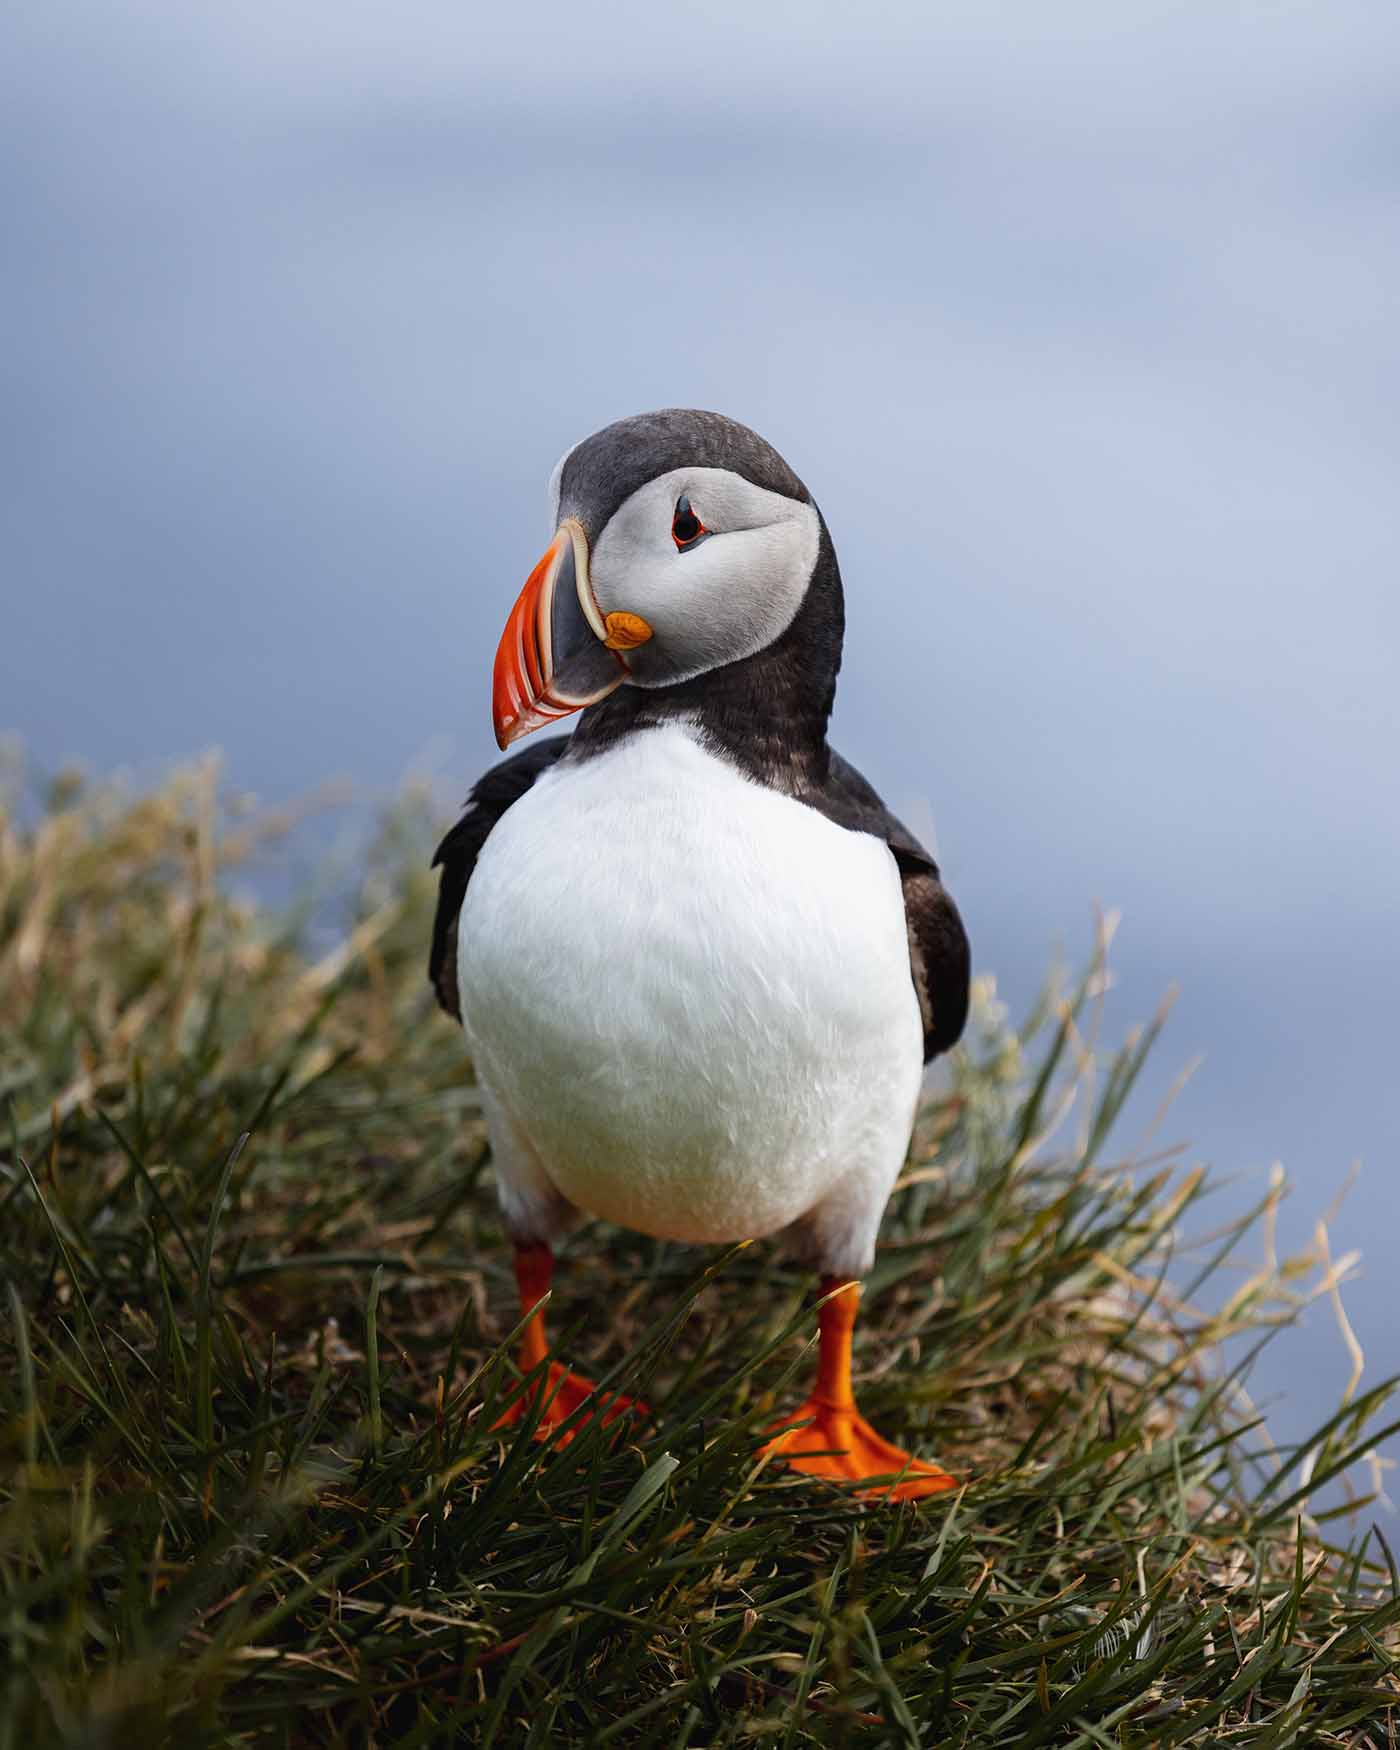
<box><xmin>673</xmin><ymin>497</ymin><xmax>701</xmax><ymax>545</ymax></box>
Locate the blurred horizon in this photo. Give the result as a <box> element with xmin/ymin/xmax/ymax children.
<box><xmin>4</xmin><ymin>2</ymin><xmax>1397</xmax><ymax>1448</ymax></box>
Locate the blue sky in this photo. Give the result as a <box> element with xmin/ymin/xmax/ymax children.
<box><xmin>4</xmin><ymin>2</ymin><xmax>1397</xmax><ymax>1447</ymax></box>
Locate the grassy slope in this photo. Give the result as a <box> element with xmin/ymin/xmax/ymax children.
<box><xmin>1</xmin><ymin>758</ymin><xmax>1398</xmax><ymax>1748</ymax></box>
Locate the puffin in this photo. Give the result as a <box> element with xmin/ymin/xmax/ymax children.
<box><xmin>430</xmin><ymin>409</ymin><xmax>970</xmax><ymax>1501</ymax></box>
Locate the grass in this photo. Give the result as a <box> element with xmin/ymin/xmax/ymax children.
<box><xmin>1</xmin><ymin>753</ymin><xmax>1398</xmax><ymax>1747</ymax></box>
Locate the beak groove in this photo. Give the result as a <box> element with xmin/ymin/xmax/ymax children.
<box><xmin>491</xmin><ymin>519</ymin><xmax>647</xmax><ymax>750</ymax></box>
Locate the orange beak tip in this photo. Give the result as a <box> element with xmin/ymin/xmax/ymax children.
<box><xmin>490</xmin><ymin>520</ymin><xmax>632</xmax><ymax>747</ymax></box>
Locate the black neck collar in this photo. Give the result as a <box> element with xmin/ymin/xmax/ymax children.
<box><xmin>567</xmin><ymin>519</ymin><xmax>844</xmax><ymax>790</ymax></box>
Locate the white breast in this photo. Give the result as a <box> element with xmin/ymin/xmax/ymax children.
<box><xmin>457</xmin><ymin>725</ymin><xmax>923</xmax><ymax>1264</ymax></box>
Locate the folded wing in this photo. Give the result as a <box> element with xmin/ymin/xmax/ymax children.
<box><xmin>429</xmin><ymin>735</ymin><xmax>570</xmax><ymax>1021</ymax></box>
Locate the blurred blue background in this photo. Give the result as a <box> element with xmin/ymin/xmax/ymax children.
<box><xmin>4</xmin><ymin>3</ymin><xmax>1397</xmax><ymax>1453</ymax></box>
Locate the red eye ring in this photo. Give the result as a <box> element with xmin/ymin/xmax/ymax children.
<box><xmin>672</xmin><ymin>494</ymin><xmax>707</xmax><ymax>550</ymax></box>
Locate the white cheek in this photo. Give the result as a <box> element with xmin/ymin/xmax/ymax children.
<box><xmin>679</xmin><ymin>527</ymin><xmax>800</xmax><ymax>646</ymax></box>
<box><xmin>590</xmin><ymin>480</ymin><xmax>820</xmax><ymax>687</ymax></box>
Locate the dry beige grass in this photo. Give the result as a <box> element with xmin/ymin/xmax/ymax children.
<box><xmin>1</xmin><ymin>755</ymin><xmax>1397</xmax><ymax>1745</ymax></box>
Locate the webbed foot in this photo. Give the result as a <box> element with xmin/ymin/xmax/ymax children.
<box><xmin>495</xmin><ymin>1361</ymin><xmax>645</xmax><ymax>1445</ymax></box>
<box><xmin>762</xmin><ymin>1398</ymin><xmax>956</xmax><ymax>1501</ymax></box>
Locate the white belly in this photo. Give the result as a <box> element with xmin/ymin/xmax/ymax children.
<box><xmin>458</xmin><ymin>724</ymin><xmax>923</xmax><ymax>1247</ymax></box>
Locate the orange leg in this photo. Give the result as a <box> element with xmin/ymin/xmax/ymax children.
<box><xmin>760</xmin><ymin>1278</ymin><xmax>956</xmax><ymax>1502</ymax></box>
<box><xmin>492</xmin><ymin>1244</ymin><xmax>645</xmax><ymax>1444</ymax></box>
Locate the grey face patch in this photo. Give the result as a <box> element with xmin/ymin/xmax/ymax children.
<box><xmin>541</xmin><ymin>530</ymin><xmax>626</xmax><ymax>709</ymax></box>
<box><xmin>557</xmin><ymin>409</ymin><xmax>810</xmax><ymax>539</ymax></box>
<box><xmin>585</xmin><ymin>466</ymin><xmax>822</xmax><ymax>689</ymax></box>
<box><xmin>547</xmin><ymin>538</ymin><xmax>592</xmax><ymax>671</ymax></box>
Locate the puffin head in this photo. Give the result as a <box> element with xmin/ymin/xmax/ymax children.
<box><xmin>492</xmin><ymin>409</ymin><xmax>829</xmax><ymax>749</ymax></box>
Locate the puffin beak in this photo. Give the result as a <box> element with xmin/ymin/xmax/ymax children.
<box><xmin>491</xmin><ymin>517</ymin><xmax>653</xmax><ymax>749</ymax></box>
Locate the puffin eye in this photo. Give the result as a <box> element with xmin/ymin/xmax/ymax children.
<box><xmin>671</xmin><ymin>495</ymin><xmax>707</xmax><ymax>551</ymax></box>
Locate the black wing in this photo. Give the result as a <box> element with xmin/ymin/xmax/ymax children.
<box><xmin>428</xmin><ymin>735</ymin><xmax>570</xmax><ymax>1021</ymax></box>
<box><xmin>818</xmin><ymin>751</ymin><xmax>971</xmax><ymax>1063</ymax></box>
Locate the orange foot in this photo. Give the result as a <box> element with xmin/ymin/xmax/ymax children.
<box><xmin>494</xmin><ymin>1362</ymin><xmax>646</xmax><ymax>1446</ymax></box>
<box><xmin>761</xmin><ymin>1400</ymin><xmax>957</xmax><ymax>1502</ymax></box>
